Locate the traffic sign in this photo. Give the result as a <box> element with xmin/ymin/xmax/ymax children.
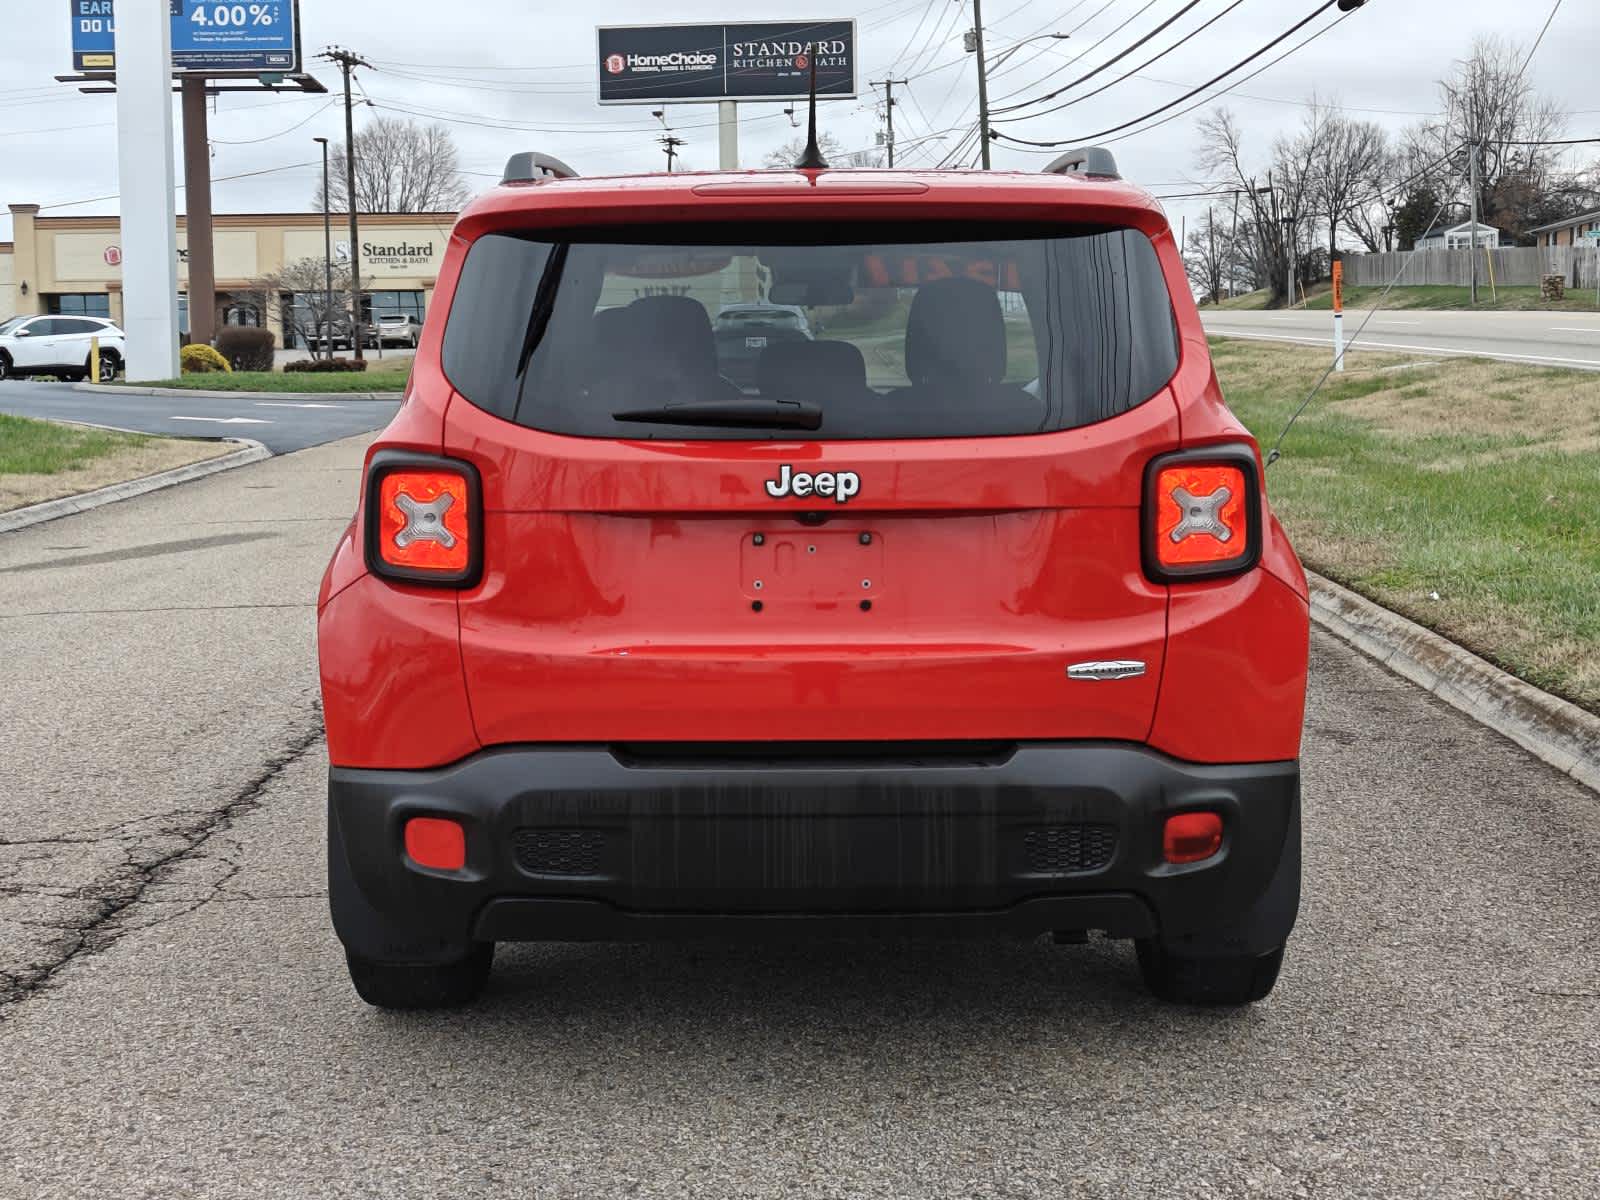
<box><xmin>71</xmin><ymin>0</ymin><xmax>301</xmax><ymax>75</ymax></box>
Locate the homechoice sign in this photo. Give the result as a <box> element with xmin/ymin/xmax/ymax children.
<box><xmin>597</xmin><ymin>21</ymin><xmax>857</xmax><ymax>104</ymax></box>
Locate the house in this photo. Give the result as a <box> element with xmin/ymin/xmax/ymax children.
<box><xmin>1527</xmin><ymin>210</ymin><xmax>1600</xmax><ymax>249</ymax></box>
<box><xmin>1416</xmin><ymin>221</ymin><xmax>1501</xmax><ymax>250</ymax></box>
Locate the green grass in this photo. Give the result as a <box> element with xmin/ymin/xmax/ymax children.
<box><xmin>1208</xmin><ymin>283</ymin><xmax>1600</xmax><ymax>313</ymax></box>
<box><xmin>1302</xmin><ymin>284</ymin><xmax>1600</xmax><ymax>313</ymax></box>
<box><xmin>0</xmin><ymin>412</ymin><xmax>151</xmax><ymax>475</ymax></box>
<box><xmin>1210</xmin><ymin>337</ymin><xmax>1600</xmax><ymax>711</ymax></box>
<box><xmin>137</xmin><ymin>366</ymin><xmax>410</xmax><ymax>393</ymax></box>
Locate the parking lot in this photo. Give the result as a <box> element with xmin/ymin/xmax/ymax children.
<box><xmin>0</xmin><ymin>432</ymin><xmax>1595</xmax><ymax>1198</ymax></box>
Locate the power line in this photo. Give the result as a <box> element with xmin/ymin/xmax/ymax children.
<box><xmin>992</xmin><ymin>0</ymin><xmax>1246</xmax><ymax>120</ymax></box>
<box><xmin>989</xmin><ymin>0</ymin><xmax>1186</xmax><ymax>111</ymax></box>
<box><xmin>992</xmin><ymin>0</ymin><xmax>1344</xmax><ymax>148</ymax></box>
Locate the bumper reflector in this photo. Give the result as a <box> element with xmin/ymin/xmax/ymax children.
<box><xmin>405</xmin><ymin>817</ymin><xmax>466</xmax><ymax>871</ymax></box>
<box><xmin>1163</xmin><ymin>812</ymin><xmax>1223</xmax><ymax>864</ymax></box>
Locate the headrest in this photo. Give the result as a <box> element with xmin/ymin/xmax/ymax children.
<box><xmin>904</xmin><ymin>277</ymin><xmax>1006</xmax><ymax>389</ymax></box>
<box><xmin>759</xmin><ymin>339</ymin><xmax>869</xmax><ymax>399</ymax></box>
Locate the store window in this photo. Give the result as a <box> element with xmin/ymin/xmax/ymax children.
<box><xmin>46</xmin><ymin>294</ymin><xmax>112</xmax><ymax>319</ymax></box>
<box><xmin>364</xmin><ymin>290</ymin><xmax>425</xmax><ymax>323</ymax></box>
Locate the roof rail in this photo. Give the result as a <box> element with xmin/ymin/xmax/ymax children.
<box><xmin>1043</xmin><ymin>146</ymin><xmax>1120</xmax><ymax>181</ymax></box>
<box><xmin>502</xmin><ymin>152</ymin><xmax>579</xmax><ymax>184</ymax></box>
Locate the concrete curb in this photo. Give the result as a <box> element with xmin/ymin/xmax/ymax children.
<box><xmin>0</xmin><ymin>438</ymin><xmax>272</xmax><ymax>535</ymax></box>
<box><xmin>71</xmin><ymin>383</ymin><xmax>402</xmax><ymax>402</ymax></box>
<box><xmin>1308</xmin><ymin>570</ymin><xmax>1600</xmax><ymax>793</ymax></box>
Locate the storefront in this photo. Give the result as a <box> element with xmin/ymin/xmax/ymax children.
<box><xmin>0</xmin><ymin>203</ymin><xmax>455</xmax><ymax>349</ymax></box>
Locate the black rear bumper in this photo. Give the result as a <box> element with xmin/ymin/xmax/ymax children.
<box><xmin>329</xmin><ymin>743</ymin><xmax>1299</xmax><ymax>964</ymax></box>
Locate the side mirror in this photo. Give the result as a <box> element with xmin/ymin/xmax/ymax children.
<box><xmin>13</xmin><ymin>328</ymin><xmax>30</xmax><ymax>337</ymax></box>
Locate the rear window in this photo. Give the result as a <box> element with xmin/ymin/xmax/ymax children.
<box><xmin>443</xmin><ymin>222</ymin><xmax>1178</xmax><ymax>440</ymax></box>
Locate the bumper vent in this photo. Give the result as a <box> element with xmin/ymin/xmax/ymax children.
<box><xmin>1022</xmin><ymin>824</ymin><xmax>1118</xmax><ymax>874</ymax></box>
<box><xmin>513</xmin><ymin>829</ymin><xmax>606</xmax><ymax>876</ymax></box>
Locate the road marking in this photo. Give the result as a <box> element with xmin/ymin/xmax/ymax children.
<box><xmin>1549</xmin><ymin>327</ymin><xmax>1600</xmax><ymax>334</ymax></box>
<box><xmin>169</xmin><ymin>416</ymin><xmax>272</xmax><ymax>425</ymax></box>
<box><xmin>1202</xmin><ymin>329</ymin><xmax>1600</xmax><ymax>369</ymax></box>
<box><xmin>254</xmin><ymin>402</ymin><xmax>350</xmax><ymax>409</ymax></box>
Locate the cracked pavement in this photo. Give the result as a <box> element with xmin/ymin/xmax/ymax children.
<box><xmin>2</xmin><ymin>433</ymin><xmax>1598</xmax><ymax>1198</ymax></box>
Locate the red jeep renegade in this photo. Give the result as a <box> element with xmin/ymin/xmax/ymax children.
<box><xmin>318</xmin><ymin>147</ymin><xmax>1310</xmax><ymax>1010</ymax></box>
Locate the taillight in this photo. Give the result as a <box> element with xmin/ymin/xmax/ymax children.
<box><xmin>364</xmin><ymin>450</ymin><xmax>482</xmax><ymax>587</ymax></box>
<box><xmin>1143</xmin><ymin>446</ymin><xmax>1262</xmax><ymax>582</ymax></box>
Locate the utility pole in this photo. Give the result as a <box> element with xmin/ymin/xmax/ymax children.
<box><xmin>660</xmin><ymin>134</ymin><xmax>685</xmax><ymax>172</ymax></box>
<box><xmin>180</xmin><ymin>79</ymin><xmax>215</xmax><ymax>348</ymax></box>
<box><xmin>321</xmin><ymin>46</ymin><xmax>372</xmax><ymax>360</ymax></box>
<box><xmin>315</xmin><ymin>136</ymin><xmax>334</xmax><ymax>362</ymax></box>
<box><xmin>970</xmin><ymin>0</ymin><xmax>993</xmax><ymax>169</ymax></box>
<box><xmin>870</xmin><ymin>78</ymin><xmax>907</xmax><ymax>167</ymax></box>
<box><xmin>1469</xmin><ymin>139</ymin><xmax>1481</xmax><ymax>306</ymax></box>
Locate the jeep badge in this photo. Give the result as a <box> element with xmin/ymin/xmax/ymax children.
<box><xmin>764</xmin><ymin>464</ymin><xmax>860</xmax><ymax>504</ymax></box>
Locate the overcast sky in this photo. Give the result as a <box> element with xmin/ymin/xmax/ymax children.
<box><xmin>1</xmin><ymin>0</ymin><xmax>1594</xmax><ymax>243</ymax></box>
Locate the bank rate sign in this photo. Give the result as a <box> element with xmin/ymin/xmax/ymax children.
<box><xmin>71</xmin><ymin>0</ymin><xmax>301</xmax><ymax>74</ymax></box>
<box><xmin>597</xmin><ymin>21</ymin><xmax>856</xmax><ymax>104</ymax></box>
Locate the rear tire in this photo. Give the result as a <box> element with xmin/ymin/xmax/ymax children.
<box><xmin>0</xmin><ymin>353</ymin><xmax>11</xmax><ymax>381</ymax></box>
<box><xmin>1136</xmin><ymin>939</ymin><xmax>1285</xmax><ymax>1006</ymax></box>
<box><xmin>345</xmin><ymin>943</ymin><xmax>494</xmax><ymax>1010</ymax></box>
<box><xmin>89</xmin><ymin>350</ymin><xmax>120</xmax><ymax>382</ymax></box>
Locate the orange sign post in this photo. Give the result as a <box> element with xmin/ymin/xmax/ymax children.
<box><xmin>1331</xmin><ymin>259</ymin><xmax>1346</xmax><ymax>372</ymax></box>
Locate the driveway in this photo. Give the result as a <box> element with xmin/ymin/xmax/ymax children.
<box><xmin>0</xmin><ymin>436</ymin><xmax>1596</xmax><ymax>1197</ymax></box>
<box><xmin>1201</xmin><ymin>308</ymin><xmax>1600</xmax><ymax>370</ymax></box>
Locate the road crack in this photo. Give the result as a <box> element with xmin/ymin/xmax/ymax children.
<box><xmin>0</xmin><ymin>715</ymin><xmax>325</xmax><ymax>1019</ymax></box>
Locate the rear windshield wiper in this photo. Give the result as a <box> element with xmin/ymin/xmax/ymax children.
<box><xmin>611</xmin><ymin>398</ymin><xmax>823</xmax><ymax>431</ymax></box>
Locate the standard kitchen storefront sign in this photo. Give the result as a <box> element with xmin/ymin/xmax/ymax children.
<box><xmin>597</xmin><ymin>21</ymin><xmax>856</xmax><ymax>104</ymax></box>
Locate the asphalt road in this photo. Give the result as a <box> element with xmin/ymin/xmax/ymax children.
<box><xmin>1200</xmin><ymin>308</ymin><xmax>1600</xmax><ymax>371</ymax></box>
<box><xmin>0</xmin><ymin>379</ymin><xmax>400</xmax><ymax>454</ymax></box>
<box><xmin>1</xmin><ymin>435</ymin><xmax>1597</xmax><ymax>1198</ymax></box>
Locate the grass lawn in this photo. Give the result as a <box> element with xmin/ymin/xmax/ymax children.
<box><xmin>1210</xmin><ymin>337</ymin><xmax>1600</xmax><ymax>713</ymax></box>
<box><xmin>0</xmin><ymin>413</ymin><xmax>229</xmax><ymax>512</ymax></box>
<box><xmin>1206</xmin><ymin>284</ymin><xmax>1600</xmax><ymax>313</ymax></box>
<box><xmin>1304</xmin><ymin>284</ymin><xmax>1600</xmax><ymax>313</ymax></box>
<box><xmin>135</xmin><ymin>365</ymin><xmax>410</xmax><ymax>393</ymax></box>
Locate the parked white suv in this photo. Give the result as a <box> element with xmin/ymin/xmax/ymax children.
<box><xmin>0</xmin><ymin>315</ymin><xmax>124</xmax><ymax>382</ymax></box>
<box><xmin>374</xmin><ymin>312</ymin><xmax>422</xmax><ymax>348</ymax></box>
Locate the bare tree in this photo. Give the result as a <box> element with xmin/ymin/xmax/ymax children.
<box><xmin>240</xmin><ymin>258</ymin><xmax>354</xmax><ymax>357</ymax></box>
<box><xmin>1196</xmin><ymin>107</ymin><xmax>1329</xmax><ymax>306</ymax></box>
<box><xmin>1183</xmin><ymin>208</ymin><xmax>1229</xmax><ymax>305</ymax></box>
<box><xmin>1309</xmin><ymin>109</ymin><xmax>1391</xmax><ymax>260</ymax></box>
<box><xmin>313</xmin><ymin>117</ymin><xmax>471</xmax><ymax>214</ymax></box>
<box><xmin>762</xmin><ymin>131</ymin><xmax>849</xmax><ymax>169</ymax></box>
<box><xmin>1401</xmin><ymin>36</ymin><xmax>1569</xmax><ymax>242</ymax></box>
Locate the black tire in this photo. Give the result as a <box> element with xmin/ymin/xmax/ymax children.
<box><xmin>345</xmin><ymin>943</ymin><xmax>494</xmax><ymax>1010</ymax></box>
<box><xmin>0</xmin><ymin>353</ymin><xmax>11</xmax><ymax>381</ymax></box>
<box><xmin>93</xmin><ymin>350</ymin><xmax>120</xmax><ymax>382</ymax></box>
<box><xmin>1136</xmin><ymin>939</ymin><xmax>1285</xmax><ymax>1006</ymax></box>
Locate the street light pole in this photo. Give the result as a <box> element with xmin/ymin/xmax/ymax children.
<box><xmin>315</xmin><ymin>136</ymin><xmax>334</xmax><ymax>363</ymax></box>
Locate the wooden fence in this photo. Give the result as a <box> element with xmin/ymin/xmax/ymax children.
<box><xmin>1343</xmin><ymin>245</ymin><xmax>1600</xmax><ymax>288</ymax></box>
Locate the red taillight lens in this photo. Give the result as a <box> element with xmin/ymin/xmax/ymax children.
<box><xmin>1143</xmin><ymin>448</ymin><xmax>1261</xmax><ymax>582</ymax></box>
<box><xmin>405</xmin><ymin>816</ymin><xmax>466</xmax><ymax>871</ymax></box>
<box><xmin>364</xmin><ymin>451</ymin><xmax>481</xmax><ymax>587</ymax></box>
<box><xmin>1163</xmin><ymin>812</ymin><xmax>1223</xmax><ymax>864</ymax></box>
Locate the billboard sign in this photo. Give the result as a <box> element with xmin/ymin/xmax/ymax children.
<box><xmin>597</xmin><ymin>21</ymin><xmax>856</xmax><ymax>104</ymax></box>
<box><xmin>71</xmin><ymin>0</ymin><xmax>301</xmax><ymax>74</ymax></box>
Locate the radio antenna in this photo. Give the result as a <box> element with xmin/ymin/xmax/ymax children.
<box><xmin>793</xmin><ymin>49</ymin><xmax>829</xmax><ymax>169</ymax></box>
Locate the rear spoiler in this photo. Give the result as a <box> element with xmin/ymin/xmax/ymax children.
<box><xmin>1043</xmin><ymin>146</ymin><xmax>1120</xmax><ymax>181</ymax></box>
